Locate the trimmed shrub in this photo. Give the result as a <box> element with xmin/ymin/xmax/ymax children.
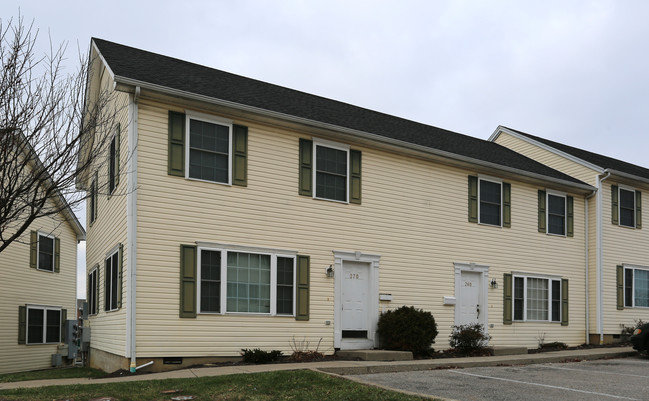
<box><xmin>377</xmin><ymin>306</ymin><xmax>438</xmax><ymax>355</ymax></box>
<box><xmin>449</xmin><ymin>323</ymin><xmax>491</xmax><ymax>353</ymax></box>
<box><xmin>240</xmin><ymin>348</ymin><xmax>283</xmax><ymax>364</ymax></box>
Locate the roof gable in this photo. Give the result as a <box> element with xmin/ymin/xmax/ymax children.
<box><xmin>501</xmin><ymin>126</ymin><xmax>649</xmax><ymax>181</ymax></box>
<box><xmin>91</xmin><ymin>38</ymin><xmax>589</xmax><ymax>189</ymax></box>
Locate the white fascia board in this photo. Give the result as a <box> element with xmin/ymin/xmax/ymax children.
<box><xmin>490</xmin><ymin>126</ymin><xmax>605</xmax><ymax>174</ymax></box>
<box><xmin>112</xmin><ymin>78</ymin><xmax>596</xmax><ymax>193</ymax></box>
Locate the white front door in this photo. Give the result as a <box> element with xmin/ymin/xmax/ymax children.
<box><xmin>341</xmin><ymin>261</ymin><xmax>370</xmax><ymax>337</ymax></box>
<box><xmin>456</xmin><ymin>270</ymin><xmax>483</xmax><ymax>326</ymax></box>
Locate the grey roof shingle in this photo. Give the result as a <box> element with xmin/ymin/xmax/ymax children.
<box><xmin>505</xmin><ymin>127</ymin><xmax>649</xmax><ymax>181</ymax></box>
<box><xmin>93</xmin><ymin>38</ymin><xmax>588</xmax><ymax>187</ymax></box>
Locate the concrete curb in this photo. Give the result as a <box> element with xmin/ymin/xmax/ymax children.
<box><xmin>0</xmin><ymin>347</ymin><xmax>636</xmax><ymax>391</ymax></box>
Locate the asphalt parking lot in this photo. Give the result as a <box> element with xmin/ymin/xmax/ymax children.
<box><xmin>351</xmin><ymin>355</ymin><xmax>649</xmax><ymax>400</ymax></box>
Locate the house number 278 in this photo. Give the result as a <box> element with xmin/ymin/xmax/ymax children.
<box><xmin>348</xmin><ymin>273</ymin><xmax>360</xmax><ymax>279</ymax></box>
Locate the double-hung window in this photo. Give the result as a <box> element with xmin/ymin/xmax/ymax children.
<box><xmin>37</xmin><ymin>233</ymin><xmax>55</xmax><ymax>272</ymax></box>
<box><xmin>513</xmin><ymin>275</ymin><xmax>562</xmax><ymax>322</ymax></box>
<box><xmin>88</xmin><ymin>267</ymin><xmax>98</xmax><ymax>315</ymax></box>
<box><xmin>187</xmin><ymin>113</ymin><xmax>232</xmax><ymax>184</ymax></box>
<box><xmin>624</xmin><ymin>265</ymin><xmax>649</xmax><ymax>307</ymax></box>
<box><xmin>619</xmin><ymin>187</ymin><xmax>636</xmax><ymax>228</ymax></box>
<box><xmin>547</xmin><ymin>193</ymin><xmax>566</xmax><ymax>235</ymax></box>
<box><xmin>314</xmin><ymin>141</ymin><xmax>349</xmax><ymax>202</ymax></box>
<box><xmin>104</xmin><ymin>250</ymin><xmax>119</xmax><ymax>312</ymax></box>
<box><xmin>108</xmin><ymin>127</ymin><xmax>120</xmax><ymax>194</ymax></box>
<box><xmin>197</xmin><ymin>247</ymin><xmax>295</xmax><ymax>316</ymax></box>
<box><xmin>26</xmin><ymin>306</ymin><xmax>61</xmax><ymax>344</ymax></box>
<box><xmin>479</xmin><ymin>178</ymin><xmax>502</xmax><ymax>226</ymax></box>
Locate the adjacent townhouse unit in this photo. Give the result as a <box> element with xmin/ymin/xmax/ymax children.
<box><xmin>491</xmin><ymin>126</ymin><xmax>649</xmax><ymax>344</ymax></box>
<box><xmin>79</xmin><ymin>38</ymin><xmax>599</xmax><ymax>373</ymax></box>
<box><xmin>0</xmin><ymin>137</ymin><xmax>85</xmax><ymax>374</ymax></box>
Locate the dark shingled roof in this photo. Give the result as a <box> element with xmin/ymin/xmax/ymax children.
<box><xmin>505</xmin><ymin>127</ymin><xmax>649</xmax><ymax>181</ymax></box>
<box><xmin>92</xmin><ymin>38</ymin><xmax>587</xmax><ymax>186</ymax></box>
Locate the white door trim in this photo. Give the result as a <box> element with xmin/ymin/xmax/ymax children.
<box><xmin>454</xmin><ymin>262</ymin><xmax>489</xmax><ymax>331</ymax></box>
<box><xmin>333</xmin><ymin>250</ymin><xmax>380</xmax><ymax>349</ymax></box>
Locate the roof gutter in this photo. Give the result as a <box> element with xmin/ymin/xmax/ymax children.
<box><xmin>604</xmin><ymin>169</ymin><xmax>649</xmax><ymax>186</ymax></box>
<box><xmin>112</xmin><ymin>76</ymin><xmax>595</xmax><ymax>194</ymax></box>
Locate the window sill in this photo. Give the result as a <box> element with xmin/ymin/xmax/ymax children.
<box><xmin>313</xmin><ymin>196</ymin><xmax>349</xmax><ymax>204</ymax></box>
<box><xmin>186</xmin><ymin>176</ymin><xmax>231</xmax><ymax>186</ymax></box>
<box><xmin>478</xmin><ymin>221</ymin><xmax>502</xmax><ymax>228</ymax></box>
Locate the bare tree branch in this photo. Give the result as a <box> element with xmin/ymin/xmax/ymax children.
<box><xmin>0</xmin><ymin>15</ymin><xmax>121</xmax><ymax>252</ymax></box>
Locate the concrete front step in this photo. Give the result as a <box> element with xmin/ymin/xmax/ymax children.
<box><xmin>490</xmin><ymin>346</ymin><xmax>528</xmax><ymax>356</ymax></box>
<box><xmin>336</xmin><ymin>349</ymin><xmax>413</xmax><ymax>361</ymax></box>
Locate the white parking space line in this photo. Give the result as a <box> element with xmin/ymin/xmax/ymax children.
<box><xmin>544</xmin><ymin>364</ymin><xmax>649</xmax><ymax>378</ymax></box>
<box><xmin>449</xmin><ymin>370</ymin><xmax>639</xmax><ymax>400</ymax></box>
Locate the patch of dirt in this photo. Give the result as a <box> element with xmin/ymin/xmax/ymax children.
<box><xmin>528</xmin><ymin>341</ymin><xmax>631</xmax><ymax>354</ymax></box>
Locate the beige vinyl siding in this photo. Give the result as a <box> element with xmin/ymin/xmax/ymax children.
<box><xmin>84</xmin><ymin>62</ymin><xmax>130</xmax><ymax>358</ymax></box>
<box><xmin>494</xmin><ymin>132</ymin><xmax>600</xmax><ymax>186</ymax></box>
<box><xmin>134</xmin><ymin>99</ymin><xmax>586</xmax><ymax>355</ymax></box>
<box><xmin>600</xmin><ymin>182</ymin><xmax>649</xmax><ymax>334</ymax></box>
<box><xmin>0</xmin><ymin>203</ymin><xmax>78</xmax><ymax>374</ymax></box>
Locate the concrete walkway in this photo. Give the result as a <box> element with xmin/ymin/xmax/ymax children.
<box><xmin>0</xmin><ymin>346</ymin><xmax>636</xmax><ymax>391</ymax></box>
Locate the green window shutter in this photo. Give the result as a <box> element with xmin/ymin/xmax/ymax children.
<box><xmin>636</xmin><ymin>191</ymin><xmax>642</xmax><ymax>229</ymax></box>
<box><xmin>503</xmin><ymin>273</ymin><xmax>512</xmax><ymax>325</ymax></box>
<box><xmin>61</xmin><ymin>309</ymin><xmax>67</xmax><ymax>341</ymax></box>
<box><xmin>117</xmin><ymin>243</ymin><xmax>123</xmax><ymax>309</ymax></box>
<box><xmin>18</xmin><ymin>306</ymin><xmax>26</xmax><ymax>344</ymax></box>
<box><xmin>168</xmin><ymin>111</ymin><xmax>186</xmax><ymax>177</ymax></box>
<box><xmin>468</xmin><ymin>176</ymin><xmax>478</xmax><ymax>223</ymax></box>
<box><xmin>299</xmin><ymin>139</ymin><xmax>313</xmax><ymax>196</ymax></box>
<box><xmin>232</xmin><ymin>125</ymin><xmax>248</xmax><ymax>187</ymax></box>
<box><xmin>538</xmin><ymin>190</ymin><xmax>546</xmax><ymax>233</ymax></box>
<box><xmin>296</xmin><ymin>255</ymin><xmax>310</xmax><ymax>321</ymax></box>
<box><xmin>503</xmin><ymin>182</ymin><xmax>511</xmax><ymax>228</ymax></box>
<box><xmin>616</xmin><ymin>264</ymin><xmax>624</xmax><ymax>310</ymax></box>
<box><xmin>180</xmin><ymin>245</ymin><xmax>197</xmax><ymax>318</ymax></box>
<box><xmin>93</xmin><ymin>171</ymin><xmax>99</xmax><ymax>222</ymax></box>
<box><xmin>561</xmin><ymin>279</ymin><xmax>569</xmax><ymax>326</ymax></box>
<box><xmin>611</xmin><ymin>185</ymin><xmax>618</xmax><ymax>225</ymax></box>
<box><xmin>350</xmin><ymin>150</ymin><xmax>362</xmax><ymax>204</ymax></box>
<box><xmin>114</xmin><ymin>123</ymin><xmax>120</xmax><ymax>188</ymax></box>
<box><xmin>54</xmin><ymin>237</ymin><xmax>61</xmax><ymax>273</ymax></box>
<box><xmin>30</xmin><ymin>231</ymin><xmax>37</xmax><ymax>269</ymax></box>
<box><xmin>567</xmin><ymin>196</ymin><xmax>574</xmax><ymax>237</ymax></box>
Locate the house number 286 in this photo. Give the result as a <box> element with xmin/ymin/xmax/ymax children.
<box><xmin>464</xmin><ymin>282</ymin><xmax>473</xmax><ymax>287</ymax></box>
<box><xmin>348</xmin><ymin>273</ymin><xmax>360</xmax><ymax>279</ymax></box>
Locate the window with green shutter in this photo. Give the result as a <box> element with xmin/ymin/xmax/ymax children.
<box><xmin>23</xmin><ymin>306</ymin><xmax>63</xmax><ymax>344</ymax></box>
<box><xmin>468</xmin><ymin>176</ymin><xmax>510</xmax><ymax>227</ymax></box>
<box><xmin>108</xmin><ymin>123</ymin><xmax>120</xmax><ymax>194</ymax></box>
<box><xmin>31</xmin><ymin>232</ymin><xmax>60</xmax><ymax>273</ymax></box>
<box><xmin>508</xmin><ymin>273</ymin><xmax>567</xmax><ymax>323</ymax></box>
<box><xmin>104</xmin><ymin>245</ymin><xmax>122</xmax><ymax>312</ymax></box>
<box><xmin>168</xmin><ymin>111</ymin><xmax>248</xmax><ymax>186</ymax></box>
<box><xmin>613</xmin><ymin>186</ymin><xmax>642</xmax><ymax>229</ymax></box>
<box><xmin>621</xmin><ymin>264</ymin><xmax>649</xmax><ymax>308</ymax></box>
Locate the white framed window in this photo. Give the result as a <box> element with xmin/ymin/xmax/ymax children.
<box><xmin>547</xmin><ymin>192</ymin><xmax>566</xmax><ymax>236</ymax></box>
<box><xmin>88</xmin><ymin>266</ymin><xmax>98</xmax><ymax>315</ymax></box>
<box><xmin>619</xmin><ymin>187</ymin><xmax>636</xmax><ymax>228</ymax></box>
<box><xmin>185</xmin><ymin>112</ymin><xmax>233</xmax><ymax>185</ymax></box>
<box><xmin>197</xmin><ymin>246</ymin><xmax>296</xmax><ymax>316</ymax></box>
<box><xmin>37</xmin><ymin>233</ymin><xmax>55</xmax><ymax>272</ymax></box>
<box><xmin>313</xmin><ymin>139</ymin><xmax>350</xmax><ymax>203</ymax></box>
<box><xmin>478</xmin><ymin>177</ymin><xmax>502</xmax><ymax>226</ymax></box>
<box><xmin>104</xmin><ymin>248</ymin><xmax>119</xmax><ymax>312</ymax></box>
<box><xmin>513</xmin><ymin>275</ymin><xmax>562</xmax><ymax>322</ymax></box>
<box><xmin>624</xmin><ymin>265</ymin><xmax>649</xmax><ymax>308</ymax></box>
<box><xmin>26</xmin><ymin>306</ymin><xmax>61</xmax><ymax>344</ymax></box>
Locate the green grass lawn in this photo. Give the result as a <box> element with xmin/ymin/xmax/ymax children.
<box><xmin>0</xmin><ymin>369</ymin><xmax>430</xmax><ymax>400</ymax></box>
<box><xmin>0</xmin><ymin>367</ymin><xmax>106</xmax><ymax>383</ymax></box>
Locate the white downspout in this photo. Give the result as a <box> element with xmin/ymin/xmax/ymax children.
<box><xmin>585</xmin><ymin>190</ymin><xmax>597</xmax><ymax>345</ymax></box>
<box><xmin>127</xmin><ymin>86</ymin><xmax>140</xmax><ymax>372</ymax></box>
<box><xmin>596</xmin><ymin>172</ymin><xmax>611</xmax><ymax>345</ymax></box>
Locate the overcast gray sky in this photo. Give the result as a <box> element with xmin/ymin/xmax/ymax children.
<box><xmin>3</xmin><ymin>0</ymin><xmax>648</xmax><ymax>296</ymax></box>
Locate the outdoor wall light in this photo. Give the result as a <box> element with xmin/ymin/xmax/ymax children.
<box><xmin>490</xmin><ymin>278</ymin><xmax>498</xmax><ymax>289</ymax></box>
<box><xmin>326</xmin><ymin>265</ymin><xmax>334</xmax><ymax>278</ymax></box>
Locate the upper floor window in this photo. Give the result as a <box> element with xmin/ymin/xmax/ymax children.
<box><xmin>89</xmin><ymin>172</ymin><xmax>98</xmax><ymax>224</ymax></box>
<box><xmin>479</xmin><ymin>178</ymin><xmax>502</xmax><ymax>226</ymax></box>
<box><xmin>108</xmin><ymin>126</ymin><xmax>120</xmax><ymax>194</ymax></box>
<box><xmin>612</xmin><ymin>185</ymin><xmax>641</xmax><ymax>229</ymax></box>
<box><xmin>187</xmin><ymin>114</ymin><xmax>232</xmax><ymax>184</ymax></box>
<box><xmin>547</xmin><ymin>193</ymin><xmax>566</xmax><ymax>236</ymax></box>
<box><xmin>88</xmin><ymin>267</ymin><xmax>98</xmax><ymax>315</ymax></box>
<box><xmin>315</xmin><ymin>142</ymin><xmax>349</xmax><ymax>202</ymax></box>
<box><xmin>37</xmin><ymin>234</ymin><xmax>55</xmax><ymax>272</ymax></box>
